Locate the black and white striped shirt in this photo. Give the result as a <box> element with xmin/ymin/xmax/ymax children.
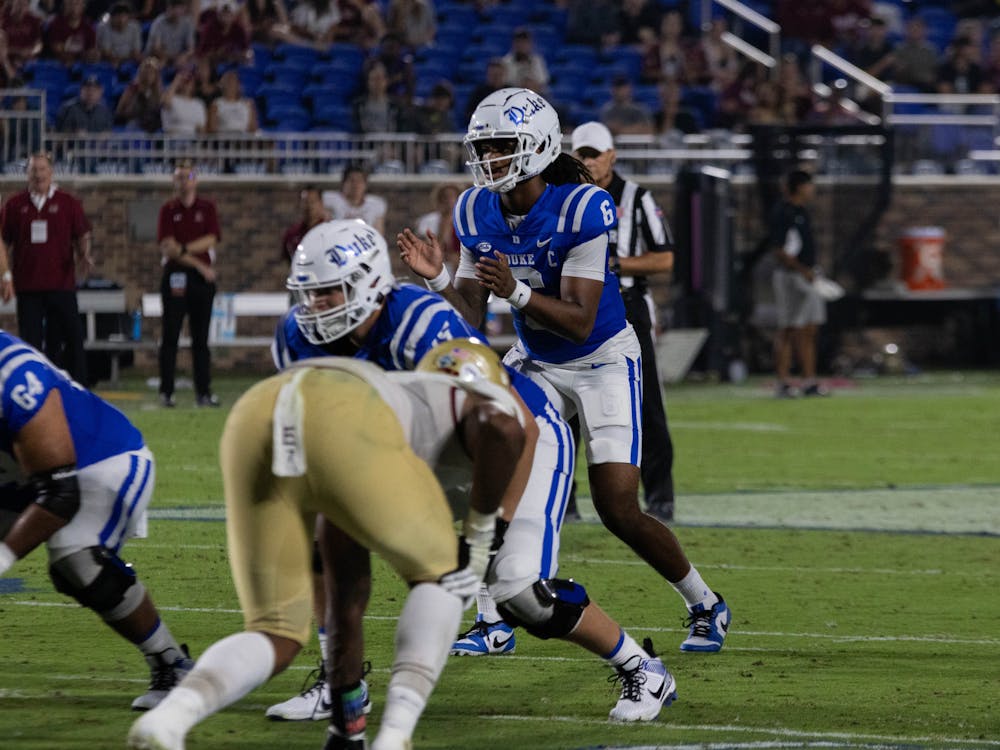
<box><xmin>606</xmin><ymin>172</ymin><xmax>673</xmax><ymax>292</ymax></box>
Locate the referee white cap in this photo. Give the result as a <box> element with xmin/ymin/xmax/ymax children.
<box><xmin>571</xmin><ymin>121</ymin><xmax>614</xmax><ymax>154</ymax></box>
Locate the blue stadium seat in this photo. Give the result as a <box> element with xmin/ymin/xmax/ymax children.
<box><xmin>681</xmin><ymin>86</ymin><xmax>718</xmax><ymax>128</ymax></box>
<box><xmin>274</xmin><ymin>43</ymin><xmax>320</xmax><ymax>67</ymax></box>
<box><xmin>251</xmin><ymin>43</ymin><xmax>272</xmax><ymax>70</ymax></box>
<box><xmin>327</xmin><ymin>43</ymin><xmax>366</xmax><ymax>71</ymax></box>
<box><xmin>313</xmin><ymin>102</ymin><xmax>355</xmax><ymax>130</ymax></box>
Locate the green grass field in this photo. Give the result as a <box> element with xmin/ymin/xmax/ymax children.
<box><xmin>2</xmin><ymin>372</ymin><xmax>999</xmax><ymax>749</ymax></box>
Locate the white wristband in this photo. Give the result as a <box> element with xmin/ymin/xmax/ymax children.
<box><xmin>1</xmin><ymin>271</ymin><xmax>11</xmax><ymax>282</ymax></box>
<box><xmin>0</xmin><ymin>542</ymin><xmax>16</xmax><ymax>576</ymax></box>
<box><xmin>505</xmin><ymin>280</ymin><xmax>532</xmax><ymax>310</ymax></box>
<box><xmin>426</xmin><ymin>266</ymin><xmax>451</xmax><ymax>292</ymax></box>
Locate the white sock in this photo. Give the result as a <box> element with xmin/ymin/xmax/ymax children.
<box><xmin>378</xmin><ymin>583</ymin><xmax>462</xmax><ymax>741</ymax></box>
<box><xmin>151</xmin><ymin>631</ymin><xmax>276</xmax><ymax>735</ymax></box>
<box><xmin>672</xmin><ymin>566</ymin><xmax>718</xmax><ymax>610</ymax></box>
<box><xmin>136</xmin><ymin>618</ymin><xmax>184</xmax><ymax>663</ymax></box>
<box><xmin>317</xmin><ymin>626</ymin><xmax>328</xmax><ymax>671</ymax></box>
<box><xmin>476</xmin><ymin>584</ymin><xmax>500</xmax><ymax>621</ymax></box>
<box><xmin>603</xmin><ymin>629</ymin><xmax>646</xmax><ymax>671</ymax></box>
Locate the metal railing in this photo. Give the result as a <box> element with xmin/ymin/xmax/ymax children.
<box><xmin>702</xmin><ymin>0</ymin><xmax>780</xmax><ymax>76</ymax></box>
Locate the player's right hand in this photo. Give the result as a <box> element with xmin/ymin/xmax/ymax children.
<box><xmin>397</xmin><ymin>227</ymin><xmax>444</xmax><ymax>280</ymax></box>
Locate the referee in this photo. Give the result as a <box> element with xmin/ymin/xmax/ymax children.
<box><xmin>572</xmin><ymin>122</ymin><xmax>677</xmax><ymax>521</ymax></box>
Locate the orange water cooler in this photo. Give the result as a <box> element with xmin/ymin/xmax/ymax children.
<box><xmin>898</xmin><ymin>227</ymin><xmax>946</xmax><ymax>290</ymax></box>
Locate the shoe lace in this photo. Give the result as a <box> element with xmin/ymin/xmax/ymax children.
<box><xmin>148</xmin><ymin>663</ymin><xmax>180</xmax><ymax>692</ymax></box>
<box><xmin>684</xmin><ymin>607</ymin><xmax>713</xmax><ymax>639</ymax></box>
<box><xmin>608</xmin><ymin>656</ymin><xmax>647</xmax><ymax>703</ymax></box>
<box><xmin>298</xmin><ymin>660</ymin><xmax>327</xmax><ymax>698</ymax></box>
<box><xmin>460</xmin><ymin>619</ymin><xmax>492</xmax><ymax>640</ymax></box>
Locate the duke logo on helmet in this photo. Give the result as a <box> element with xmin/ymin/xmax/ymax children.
<box><xmin>287</xmin><ymin>219</ymin><xmax>394</xmax><ymax>345</ymax></box>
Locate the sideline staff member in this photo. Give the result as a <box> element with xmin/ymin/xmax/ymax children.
<box><xmin>0</xmin><ymin>152</ymin><xmax>93</xmax><ymax>384</ymax></box>
<box><xmin>157</xmin><ymin>161</ymin><xmax>220</xmax><ymax>408</ymax></box>
<box><xmin>571</xmin><ymin>121</ymin><xmax>677</xmax><ymax>521</ymax></box>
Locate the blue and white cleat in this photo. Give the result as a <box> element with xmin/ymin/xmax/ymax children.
<box><xmin>680</xmin><ymin>592</ymin><xmax>731</xmax><ymax>652</ymax></box>
<box><xmin>449</xmin><ymin>615</ymin><xmax>516</xmax><ymax>656</ymax></box>
<box><xmin>608</xmin><ymin>638</ymin><xmax>677</xmax><ymax>722</ymax></box>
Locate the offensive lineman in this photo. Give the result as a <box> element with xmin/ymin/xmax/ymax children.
<box><xmin>0</xmin><ymin>329</ymin><xmax>193</xmax><ymax>711</ymax></box>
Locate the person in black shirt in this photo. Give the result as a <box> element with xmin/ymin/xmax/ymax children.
<box><xmin>572</xmin><ymin>121</ymin><xmax>677</xmax><ymax>521</ymax></box>
<box><xmin>770</xmin><ymin>169</ymin><xmax>827</xmax><ymax>398</ymax></box>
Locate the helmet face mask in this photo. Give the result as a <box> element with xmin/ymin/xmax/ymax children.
<box><xmin>464</xmin><ymin>88</ymin><xmax>562</xmax><ymax>193</ymax></box>
<box><xmin>287</xmin><ymin>219</ymin><xmax>393</xmax><ymax>345</ymax></box>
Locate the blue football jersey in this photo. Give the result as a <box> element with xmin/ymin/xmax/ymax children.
<box><xmin>272</xmin><ymin>283</ymin><xmax>485</xmax><ymax>372</ymax></box>
<box><xmin>0</xmin><ymin>331</ymin><xmax>143</xmax><ymax>471</ymax></box>
<box><xmin>453</xmin><ymin>183</ymin><xmax>627</xmax><ymax>363</ymax></box>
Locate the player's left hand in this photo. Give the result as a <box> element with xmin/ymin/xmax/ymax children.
<box><xmin>475</xmin><ymin>252</ymin><xmax>515</xmax><ymax>297</ymax></box>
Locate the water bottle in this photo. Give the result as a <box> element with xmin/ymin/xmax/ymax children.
<box><xmin>131</xmin><ymin>308</ymin><xmax>142</xmax><ymax>341</ymax></box>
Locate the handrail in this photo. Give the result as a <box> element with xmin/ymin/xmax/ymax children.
<box><xmin>721</xmin><ymin>31</ymin><xmax>776</xmax><ymax>69</ymax></box>
<box><xmin>702</xmin><ymin>0</ymin><xmax>780</xmax><ymax>77</ymax></box>
<box><xmin>809</xmin><ymin>45</ymin><xmax>893</xmax><ymax>101</ymax></box>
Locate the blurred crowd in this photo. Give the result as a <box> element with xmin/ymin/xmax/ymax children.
<box><xmin>0</xmin><ymin>0</ymin><xmax>998</xmax><ymax>139</ymax></box>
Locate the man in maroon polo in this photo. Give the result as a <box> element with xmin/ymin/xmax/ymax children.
<box><xmin>157</xmin><ymin>162</ymin><xmax>220</xmax><ymax>408</ymax></box>
<box><xmin>0</xmin><ymin>151</ymin><xmax>92</xmax><ymax>383</ymax></box>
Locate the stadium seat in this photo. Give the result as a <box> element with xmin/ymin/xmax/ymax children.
<box><xmin>274</xmin><ymin>43</ymin><xmax>320</xmax><ymax>67</ymax></box>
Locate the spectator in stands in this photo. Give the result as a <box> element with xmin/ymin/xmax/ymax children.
<box><xmin>717</xmin><ymin>59</ymin><xmax>765</xmax><ymax>129</ymax></box>
<box><xmin>322</xmin><ymin>164</ymin><xmax>386</xmax><ymax>235</ymax></box>
<box><xmin>775</xmin><ymin>53</ymin><xmax>813</xmax><ymax>123</ymax></box>
<box><xmin>938</xmin><ymin>35</ymin><xmax>989</xmax><ymax>96</ymax></box>
<box><xmin>207</xmin><ymin>68</ymin><xmax>258</xmax><ymax>134</ymax></box>
<box><xmin>288</xmin><ymin>0</ymin><xmax>339</xmax><ymax>51</ymax></box>
<box><xmin>56</xmin><ymin>74</ymin><xmax>113</xmax><ymax>132</ymax></box>
<box><xmin>655</xmin><ymin>77</ymin><xmax>701</xmax><ymax>134</ymax></box>
<box><xmin>463</xmin><ymin>56</ymin><xmax>505</xmax><ymax>123</ymax></box>
<box><xmin>619</xmin><ymin>0</ymin><xmax>661</xmax><ymax>46</ymax></box>
<box><xmin>196</xmin><ymin>0</ymin><xmax>250</xmax><ymax>66</ymax></box>
<box><xmin>600</xmin><ymin>74</ymin><xmax>654</xmax><ymax>135</ymax></box>
<box><xmin>280</xmin><ymin>185</ymin><xmax>328</xmax><ymax>262</ymax></box>
<box><xmin>983</xmin><ymin>31</ymin><xmax>1000</xmax><ymax>92</ymax></box>
<box><xmin>775</xmin><ymin>0</ymin><xmax>835</xmax><ymax>50</ymax></box>
<box><xmin>846</xmin><ymin>16</ymin><xmax>894</xmax><ymax>82</ymax></box>
<box><xmin>353</xmin><ymin>59</ymin><xmax>400</xmax><ymax>134</ymax></box>
<box><xmin>45</xmin><ymin>0</ymin><xmax>98</xmax><ymax>66</ymax></box>
<box><xmin>246</xmin><ymin>0</ymin><xmax>293</xmax><ymax>45</ymax></box>
<box><xmin>156</xmin><ymin>161</ymin><xmax>220</xmax><ymax>408</ymax></box>
<box><xmin>954</xmin><ymin>17</ymin><xmax>985</xmax><ymax>65</ymax></box>
<box><xmin>892</xmin><ymin>16</ymin><xmax>940</xmax><ymax>92</ymax></box>
<box><xmin>135</xmin><ymin>0</ymin><xmax>168</xmax><ymax>23</ymax></box>
<box><xmin>414</xmin><ymin>181</ymin><xmax>460</xmax><ymax>273</ymax></box>
<box><xmin>115</xmin><ymin>56</ymin><xmax>163</xmax><ymax>132</ymax></box>
<box><xmin>565</xmin><ymin>0</ymin><xmax>620</xmax><ymax>48</ymax></box>
<box><xmin>332</xmin><ymin>0</ymin><xmax>384</xmax><ymax>49</ymax></box>
<box><xmin>96</xmin><ymin>1</ymin><xmax>142</xmax><ymax>65</ymax></box>
<box><xmin>0</xmin><ymin>0</ymin><xmax>43</xmax><ymax>82</ymax></box>
<box><xmin>747</xmin><ymin>79</ymin><xmax>786</xmax><ymax>125</ymax></box>
<box><xmin>386</xmin><ymin>0</ymin><xmax>435</xmax><ymax>49</ymax></box>
<box><xmin>145</xmin><ymin>0</ymin><xmax>195</xmax><ymax>67</ymax></box>
<box><xmin>690</xmin><ymin>17</ymin><xmax>738</xmax><ymax>90</ymax></box>
<box><xmin>656</xmin><ymin>11</ymin><xmax>689</xmax><ymax>84</ymax></box>
<box><xmin>410</xmin><ymin>80</ymin><xmax>454</xmax><ymax>135</ymax></box>
<box><xmin>0</xmin><ymin>152</ymin><xmax>93</xmax><ymax>383</ymax></box>
<box><xmin>501</xmin><ymin>27</ymin><xmax>549</xmax><ymax>93</ymax></box>
<box><xmin>374</xmin><ymin>31</ymin><xmax>415</xmax><ymax>105</ymax></box>
<box><xmin>191</xmin><ymin>56</ymin><xmax>220</xmax><ymax>104</ymax></box>
<box><xmin>161</xmin><ymin>65</ymin><xmax>207</xmax><ymax>134</ymax></box>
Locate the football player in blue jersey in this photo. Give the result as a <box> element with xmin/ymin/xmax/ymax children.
<box><xmin>398</xmin><ymin>87</ymin><xmax>731</xmax><ymax>653</ymax></box>
<box><xmin>272</xmin><ymin>222</ymin><xmax>678</xmax><ymax>728</ymax></box>
<box><xmin>0</xmin><ymin>330</ymin><xmax>193</xmax><ymax>710</ymax></box>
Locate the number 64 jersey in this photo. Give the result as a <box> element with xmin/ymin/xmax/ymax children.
<box><xmin>0</xmin><ymin>330</ymin><xmax>143</xmax><ymax>480</ymax></box>
<box><xmin>453</xmin><ymin>183</ymin><xmax>627</xmax><ymax>364</ymax></box>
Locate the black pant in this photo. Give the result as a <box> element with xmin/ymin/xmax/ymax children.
<box><xmin>622</xmin><ymin>288</ymin><xmax>675</xmax><ymax>507</ymax></box>
<box><xmin>16</xmin><ymin>289</ymin><xmax>88</xmax><ymax>385</ymax></box>
<box><xmin>159</xmin><ymin>270</ymin><xmax>215</xmax><ymax>398</ymax></box>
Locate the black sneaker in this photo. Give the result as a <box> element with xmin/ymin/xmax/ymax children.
<box><xmin>196</xmin><ymin>393</ymin><xmax>221</xmax><ymax>408</ymax></box>
<box><xmin>159</xmin><ymin>393</ymin><xmax>176</xmax><ymax>408</ymax></box>
<box><xmin>803</xmin><ymin>383</ymin><xmax>830</xmax><ymax>397</ymax></box>
<box><xmin>131</xmin><ymin>644</ymin><xmax>193</xmax><ymax>710</ymax></box>
<box><xmin>774</xmin><ymin>382</ymin><xmax>800</xmax><ymax>399</ymax></box>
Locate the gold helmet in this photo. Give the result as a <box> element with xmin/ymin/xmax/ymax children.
<box><xmin>416</xmin><ymin>338</ymin><xmax>510</xmax><ymax>388</ymax></box>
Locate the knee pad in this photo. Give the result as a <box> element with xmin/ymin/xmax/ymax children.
<box><xmin>49</xmin><ymin>546</ymin><xmax>145</xmax><ymax>622</ymax></box>
<box><xmin>497</xmin><ymin>578</ymin><xmax>590</xmax><ymax>640</ymax></box>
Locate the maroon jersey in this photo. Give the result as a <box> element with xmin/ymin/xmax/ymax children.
<box><xmin>281</xmin><ymin>220</ymin><xmax>313</xmax><ymax>262</ymax></box>
<box><xmin>1</xmin><ymin>10</ymin><xmax>43</xmax><ymax>57</ymax></box>
<box><xmin>45</xmin><ymin>15</ymin><xmax>97</xmax><ymax>58</ymax></box>
<box><xmin>1</xmin><ymin>189</ymin><xmax>91</xmax><ymax>292</ymax></box>
<box><xmin>157</xmin><ymin>196</ymin><xmax>221</xmax><ymax>272</ymax></box>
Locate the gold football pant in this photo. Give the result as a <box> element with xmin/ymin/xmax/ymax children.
<box><xmin>219</xmin><ymin>368</ymin><xmax>458</xmax><ymax>645</ymax></box>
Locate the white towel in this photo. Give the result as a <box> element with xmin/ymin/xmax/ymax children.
<box><xmin>272</xmin><ymin>369</ymin><xmax>310</xmax><ymax>477</ymax></box>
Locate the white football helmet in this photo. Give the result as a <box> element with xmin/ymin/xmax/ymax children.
<box><xmin>464</xmin><ymin>87</ymin><xmax>562</xmax><ymax>193</ymax></box>
<box><xmin>287</xmin><ymin>219</ymin><xmax>393</xmax><ymax>345</ymax></box>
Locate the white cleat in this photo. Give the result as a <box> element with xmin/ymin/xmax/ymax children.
<box><xmin>126</xmin><ymin>710</ymin><xmax>186</xmax><ymax>750</ymax></box>
<box><xmin>608</xmin><ymin>639</ymin><xmax>678</xmax><ymax>722</ymax></box>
